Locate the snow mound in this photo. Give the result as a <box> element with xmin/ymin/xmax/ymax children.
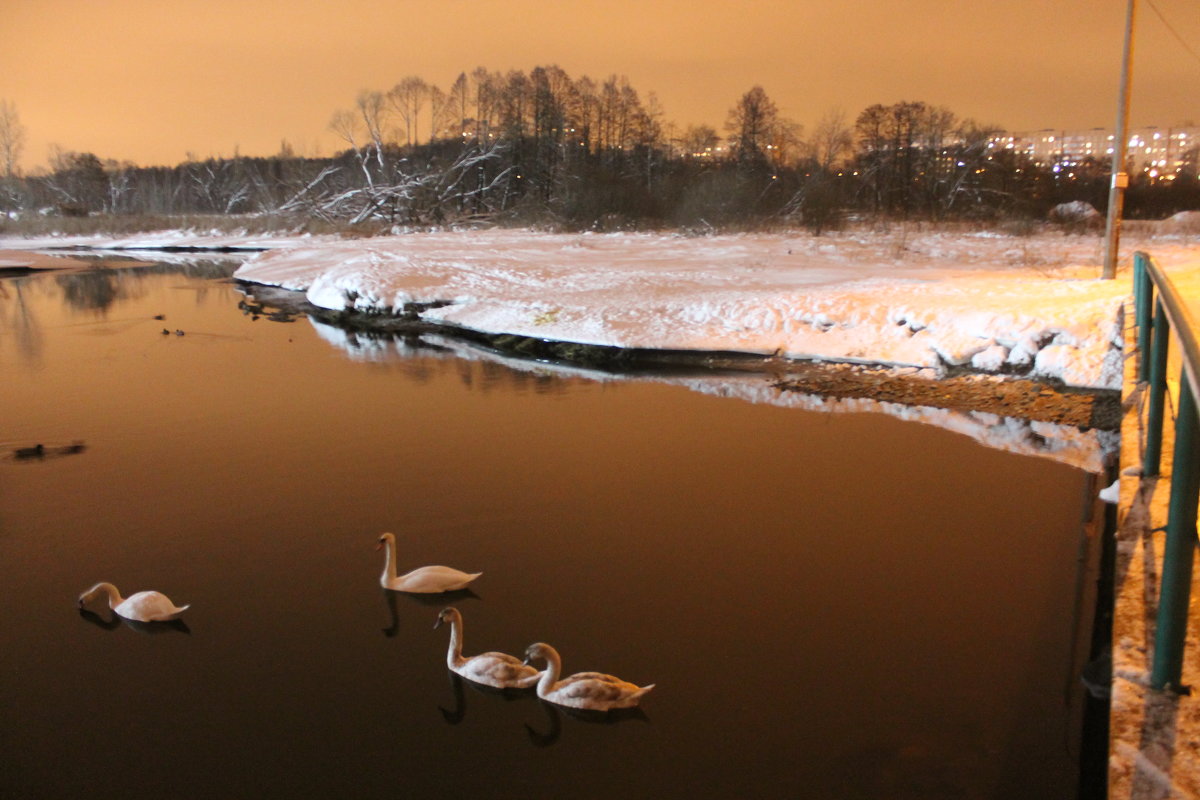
<box><xmin>1160</xmin><ymin>211</ymin><xmax>1200</xmax><ymax>236</ymax></box>
<box><xmin>1049</xmin><ymin>201</ymin><xmax>1101</xmax><ymax>224</ymax></box>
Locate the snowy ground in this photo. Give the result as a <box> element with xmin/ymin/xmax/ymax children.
<box><xmin>218</xmin><ymin>228</ymin><xmax>1200</xmax><ymax>391</ymax></box>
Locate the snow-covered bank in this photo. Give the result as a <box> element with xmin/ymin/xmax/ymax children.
<box><xmin>233</xmin><ymin>228</ymin><xmax>1200</xmax><ymax>390</ymax></box>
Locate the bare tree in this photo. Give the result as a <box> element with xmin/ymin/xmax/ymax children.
<box><xmin>0</xmin><ymin>99</ymin><xmax>26</xmax><ymax>177</ymax></box>
<box><xmin>445</xmin><ymin>72</ymin><xmax>471</xmax><ymax>139</ymax></box>
<box><xmin>387</xmin><ymin>76</ymin><xmax>429</xmax><ymax>146</ymax></box>
<box><xmin>428</xmin><ymin>85</ymin><xmax>451</xmax><ymax>142</ymax></box>
<box><xmin>471</xmin><ymin>68</ymin><xmax>502</xmax><ymax>142</ymax></box>
<box><xmin>680</xmin><ymin>124</ymin><xmax>720</xmax><ymax>159</ymax></box>
<box><xmin>725</xmin><ymin>86</ymin><xmax>779</xmax><ymax>165</ymax></box>
<box><xmin>44</xmin><ymin>147</ymin><xmax>109</xmax><ymax>212</ymax></box>
<box><xmin>356</xmin><ymin>90</ymin><xmax>389</xmax><ymax>170</ymax></box>
<box><xmin>329</xmin><ymin>107</ymin><xmax>376</xmax><ymax>188</ymax></box>
<box><xmin>811</xmin><ymin>108</ymin><xmax>852</xmax><ymax>172</ymax></box>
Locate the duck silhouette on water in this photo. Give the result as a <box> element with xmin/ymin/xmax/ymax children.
<box><xmin>14</xmin><ymin>444</ymin><xmax>44</xmax><ymax>459</ymax></box>
<box><xmin>10</xmin><ymin>441</ymin><xmax>86</xmax><ymax>460</ymax></box>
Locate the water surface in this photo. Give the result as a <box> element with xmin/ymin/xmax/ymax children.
<box><xmin>1</xmin><ymin>260</ymin><xmax>1101</xmax><ymax>798</ymax></box>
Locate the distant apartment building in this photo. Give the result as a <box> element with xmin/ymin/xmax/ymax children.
<box><xmin>989</xmin><ymin>126</ymin><xmax>1199</xmax><ymax>179</ymax></box>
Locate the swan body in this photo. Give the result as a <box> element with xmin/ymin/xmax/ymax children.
<box><xmin>435</xmin><ymin>607</ymin><xmax>542</xmax><ymax>689</ymax></box>
<box><xmin>77</xmin><ymin>582</ymin><xmax>190</xmax><ymax>622</ymax></box>
<box><xmin>523</xmin><ymin>642</ymin><xmax>654</xmax><ymax>711</ymax></box>
<box><xmin>376</xmin><ymin>532</ymin><xmax>481</xmax><ymax>593</ymax></box>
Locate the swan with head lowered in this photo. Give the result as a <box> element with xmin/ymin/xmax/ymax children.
<box><xmin>523</xmin><ymin>642</ymin><xmax>654</xmax><ymax>711</ymax></box>
<box><xmin>77</xmin><ymin>582</ymin><xmax>190</xmax><ymax>623</ymax></box>
<box><xmin>376</xmin><ymin>532</ymin><xmax>481</xmax><ymax>593</ymax></box>
<box><xmin>435</xmin><ymin>607</ymin><xmax>542</xmax><ymax>690</ymax></box>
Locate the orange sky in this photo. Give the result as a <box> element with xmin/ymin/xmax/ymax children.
<box><xmin>2</xmin><ymin>0</ymin><xmax>1196</xmax><ymax>170</ymax></box>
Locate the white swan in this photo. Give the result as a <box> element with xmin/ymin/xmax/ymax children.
<box><xmin>435</xmin><ymin>607</ymin><xmax>542</xmax><ymax>689</ymax></box>
<box><xmin>376</xmin><ymin>532</ymin><xmax>481</xmax><ymax>593</ymax></box>
<box><xmin>523</xmin><ymin>642</ymin><xmax>654</xmax><ymax>711</ymax></box>
<box><xmin>77</xmin><ymin>582</ymin><xmax>190</xmax><ymax>622</ymax></box>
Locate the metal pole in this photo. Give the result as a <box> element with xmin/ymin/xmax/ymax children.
<box><xmin>1103</xmin><ymin>0</ymin><xmax>1137</xmax><ymax>280</ymax></box>
<box><xmin>1135</xmin><ymin>251</ymin><xmax>1153</xmax><ymax>378</ymax></box>
<box><xmin>1145</xmin><ymin>297</ymin><xmax>1170</xmax><ymax>476</ymax></box>
<box><xmin>1150</xmin><ymin>376</ymin><xmax>1200</xmax><ymax>690</ymax></box>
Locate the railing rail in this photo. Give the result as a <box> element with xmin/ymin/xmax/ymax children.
<box><xmin>1133</xmin><ymin>251</ymin><xmax>1200</xmax><ymax>691</ymax></box>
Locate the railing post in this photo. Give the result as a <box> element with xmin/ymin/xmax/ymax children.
<box><xmin>1145</xmin><ymin>297</ymin><xmax>1171</xmax><ymax>476</ymax></box>
<box><xmin>1135</xmin><ymin>252</ymin><xmax>1154</xmax><ymax>379</ymax></box>
<box><xmin>1150</xmin><ymin>375</ymin><xmax>1200</xmax><ymax>690</ymax></box>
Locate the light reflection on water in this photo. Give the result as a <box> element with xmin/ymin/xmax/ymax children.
<box><xmin>0</xmin><ymin>260</ymin><xmax>1102</xmax><ymax>799</ymax></box>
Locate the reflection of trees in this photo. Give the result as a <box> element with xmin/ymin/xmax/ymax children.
<box><xmin>1</xmin><ymin>260</ymin><xmax>244</xmax><ymax>364</ymax></box>
<box><xmin>54</xmin><ymin>259</ymin><xmax>241</xmax><ymax>314</ymax></box>
<box><xmin>57</xmin><ymin>268</ymin><xmax>120</xmax><ymax>312</ymax></box>
<box><xmin>2</xmin><ymin>278</ymin><xmax>44</xmax><ymax>363</ymax></box>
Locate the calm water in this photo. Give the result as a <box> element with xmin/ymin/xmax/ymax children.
<box><xmin>1</xmin><ymin>259</ymin><xmax>1102</xmax><ymax>799</ymax></box>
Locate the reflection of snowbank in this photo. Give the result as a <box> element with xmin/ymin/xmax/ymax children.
<box><xmin>666</xmin><ymin>375</ymin><xmax>1115</xmax><ymax>473</ymax></box>
<box><xmin>232</xmin><ymin>229</ymin><xmax>1200</xmax><ymax>391</ymax></box>
<box><xmin>310</xmin><ymin>319</ymin><xmax>428</xmax><ymax>362</ymax></box>
<box><xmin>312</xmin><ymin>324</ymin><xmax>1114</xmax><ymax>472</ymax></box>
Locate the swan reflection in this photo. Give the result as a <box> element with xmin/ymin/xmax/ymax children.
<box><xmin>439</xmin><ymin>672</ymin><xmax>466</xmax><ymax>725</ymax></box>
<box><xmin>524</xmin><ymin>700</ymin><xmax>649</xmax><ymax>747</ymax></box>
<box><xmin>78</xmin><ymin>608</ymin><xmax>191</xmax><ymax>635</ymax></box>
<box><xmin>379</xmin><ymin>587</ymin><xmax>482</xmax><ymax>638</ymax></box>
<box><xmin>437</xmin><ymin>670</ymin><xmax>535</xmax><ymax>727</ymax></box>
<box><xmin>524</xmin><ymin>699</ymin><xmax>561</xmax><ymax>747</ymax></box>
<box><xmin>381</xmin><ymin>590</ymin><xmax>400</xmax><ymax>638</ymax></box>
<box><xmin>380</xmin><ymin>587</ymin><xmax>481</xmax><ymax>637</ymax></box>
<box><xmin>391</xmin><ymin>586</ymin><xmax>480</xmax><ymax>608</ymax></box>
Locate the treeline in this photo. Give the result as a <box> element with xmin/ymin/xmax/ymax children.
<box><xmin>2</xmin><ymin>66</ymin><xmax>1198</xmax><ymax>232</ymax></box>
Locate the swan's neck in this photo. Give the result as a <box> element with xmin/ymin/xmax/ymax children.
<box><xmin>446</xmin><ymin>617</ymin><xmax>465</xmax><ymax>668</ymax></box>
<box><xmin>91</xmin><ymin>582</ymin><xmax>123</xmax><ymax>609</ymax></box>
<box><xmin>536</xmin><ymin>649</ymin><xmax>562</xmax><ymax>695</ymax></box>
<box><xmin>381</xmin><ymin>538</ymin><xmax>398</xmax><ymax>585</ymax></box>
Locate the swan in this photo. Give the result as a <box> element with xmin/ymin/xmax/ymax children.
<box><xmin>77</xmin><ymin>582</ymin><xmax>190</xmax><ymax>622</ymax></box>
<box><xmin>376</xmin><ymin>532</ymin><xmax>481</xmax><ymax>593</ymax></box>
<box><xmin>523</xmin><ymin>642</ymin><xmax>654</xmax><ymax>711</ymax></box>
<box><xmin>434</xmin><ymin>607</ymin><xmax>542</xmax><ymax>690</ymax></box>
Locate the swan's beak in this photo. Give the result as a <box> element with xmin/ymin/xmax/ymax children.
<box><xmin>375</xmin><ymin>542</ymin><xmax>383</xmax><ymax>551</ymax></box>
<box><xmin>433</xmin><ymin>617</ymin><xmax>443</xmax><ymax>630</ymax></box>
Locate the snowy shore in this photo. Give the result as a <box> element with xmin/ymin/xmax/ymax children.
<box><xmin>6</xmin><ymin>226</ymin><xmax>1200</xmax><ymax>392</ymax></box>
<box><xmin>7</xmin><ymin>225</ymin><xmax>1197</xmax><ymax>470</ymax></box>
<box><xmin>223</xmin><ymin>228</ymin><xmax>1200</xmax><ymax>391</ymax></box>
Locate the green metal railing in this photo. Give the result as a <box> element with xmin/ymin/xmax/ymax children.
<box><xmin>1133</xmin><ymin>251</ymin><xmax>1200</xmax><ymax>691</ymax></box>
